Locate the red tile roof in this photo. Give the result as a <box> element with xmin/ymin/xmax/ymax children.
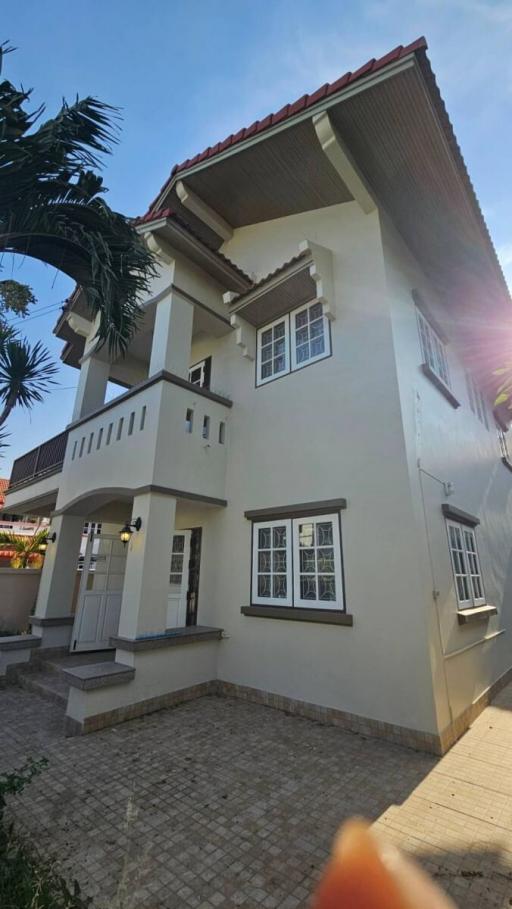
<box><xmin>0</xmin><ymin>478</ymin><xmax>9</xmax><ymax>508</ymax></box>
<box><xmin>146</xmin><ymin>37</ymin><xmax>427</xmax><ymax>214</ymax></box>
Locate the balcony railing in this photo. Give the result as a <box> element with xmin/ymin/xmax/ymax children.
<box><xmin>9</xmin><ymin>430</ymin><xmax>69</xmax><ymax>489</ymax></box>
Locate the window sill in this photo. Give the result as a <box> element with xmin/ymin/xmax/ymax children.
<box><xmin>241</xmin><ymin>606</ymin><xmax>353</xmax><ymax>626</ymax></box>
<box><xmin>457</xmin><ymin>604</ymin><xmax>497</xmax><ymax>625</ymax></box>
<box><xmin>420</xmin><ymin>363</ymin><xmax>460</xmax><ymax>409</ymax></box>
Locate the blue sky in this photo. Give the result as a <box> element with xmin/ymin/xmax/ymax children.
<box><xmin>3</xmin><ymin>0</ymin><xmax>512</xmax><ymax>476</ymax></box>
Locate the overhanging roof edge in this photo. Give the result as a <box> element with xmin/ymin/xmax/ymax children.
<box><xmin>151</xmin><ymin>54</ymin><xmax>417</xmax><ymax>211</ymax></box>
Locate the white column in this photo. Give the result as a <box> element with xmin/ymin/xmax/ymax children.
<box><xmin>34</xmin><ymin>514</ymin><xmax>85</xmax><ymax>619</ymax></box>
<box><xmin>117</xmin><ymin>492</ymin><xmax>176</xmax><ymax>639</ymax></box>
<box><xmin>148</xmin><ymin>292</ymin><xmax>194</xmax><ymax>379</ymax></box>
<box><xmin>72</xmin><ymin>356</ymin><xmax>110</xmax><ymax>421</ymax></box>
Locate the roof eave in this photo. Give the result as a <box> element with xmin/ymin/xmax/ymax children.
<box><xmin>137</xmin><ymin>217</ymin><xmax>252</xmax><ymax>293</ymax></box>
<box><xmin>151</xmin><ymin>51</ymin><xmax>420</xmax><ymax>212</ymax></box>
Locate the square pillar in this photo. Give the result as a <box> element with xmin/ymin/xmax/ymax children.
<box><xmin>149</xmin><ymin>293</ymin><xmax>194</xmax><ymax>379</ymax></box>
<box><xmin>32</xmin><ymin>514</ymin><xmax>84</xmax><ymax>648</ymax></box>
<box><xmin>117</xmin><ymin>492</ymin><xmax>176</xmax><ymax>639</ymax></box>
<box><xmin>72</xmin><ymin>355</ymin><xmax>110</xmax><ymax>421</ymax></box>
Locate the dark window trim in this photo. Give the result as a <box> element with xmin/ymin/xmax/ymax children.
<box><xmin>241</xmin><ymin>606</ymin><xmax>353</xmax><ymax>626</ymax></box>
<box><xmin>245</xmin><ymin>498</ymin><xmax>347</xmax><ymax>521</ymax></box>
<box><xmin>248</xmin><ymin>505</ymin><xmax>347</xmax><ymax>615</ymax></box>
<box><xmin>442</xmin><ymin>503</ymin><xmax>479</xmax><ymax>527</ymax></box>
<box><xmin>421</xmin><ymin>363</ymin><xmax>460</xmax><ymax>409</ymax></box>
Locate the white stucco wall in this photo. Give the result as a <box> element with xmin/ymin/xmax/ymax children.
<box><xmin>181</xmin><ymin>202</ymin><xmax>440</xmax><ymax>735</ymax></box>
<box><xmin>381</xmin><ymin>216</ymin><xmax>512</xmax><ymax>732</ymax></box>
<box><xmin>0</xmin><ymin>569</ymin><xmax>41</xmax><ymax>632</ymax></box>
<box><xmin>66</xmin><ymin>640</ymin><xmax>219</xmax><ymax>722</ymax></box>
<box><xmin>26</xmin><ymin>195</ymin><xmax>511</xmax><ymax>742</ymax></box>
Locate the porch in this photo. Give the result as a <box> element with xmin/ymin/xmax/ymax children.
<box><xmin>1</xmin><ymin>484</ymin><xmax>225</xmax><ymax>733</ymax></box>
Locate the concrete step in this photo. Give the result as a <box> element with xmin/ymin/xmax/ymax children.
<box><xmin>16</xmin><ymin>668</ymin><xmax>70</xmax><ymax>706</ymax></box>
<box><xmin>44</xmin><ymin>650</ymin><xmax>115</xmax><ymax>673</ymax></box>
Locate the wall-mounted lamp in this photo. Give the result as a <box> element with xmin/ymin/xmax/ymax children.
<box><xmin>119</xmin><ymin>517</ymin><xmax>142</xmax><ymax>546</ymax></box>
<box><xmin>38</xmin><ymin>532</ymin><xmax>57</xmax><ymax>554</ymax></box>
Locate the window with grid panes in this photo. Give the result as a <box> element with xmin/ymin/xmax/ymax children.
<box><xmin>416</xmin><ymin>308</ymin><xmax>450</xmax><ymax>388</ymax></box>
<box><xmin>252</xmin><ymin>513</ymin><xmax>343</xmax><ymax>610</ymax></box>
<box><xmin>446</xmin><ymin>520</ymin><xmax>486</xmax><ymax>609</ymax></box>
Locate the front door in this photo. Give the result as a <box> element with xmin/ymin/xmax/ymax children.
<box><xmin>167</xmin><ymin>531</ymin><xmax>191</xmax><ymax>628</ymax></box>
<box><xmin>71</xmin><ymin>532</ymin><xmax>127</xmax><ymax>652</ymax></box>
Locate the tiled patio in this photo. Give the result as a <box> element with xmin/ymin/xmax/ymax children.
<box><xmin>1</xmin><ymin>684</ymin><xmax>512</xmax><ymax>908</ymax></box>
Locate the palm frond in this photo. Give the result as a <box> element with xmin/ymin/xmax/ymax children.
<box><xmin>0</xmin><ymin>47</ymin><xmax>156</xmax><ymax>354</ymax></box>
<box><xmin>0</xmin><ymin>529</ymin><xmax>47</xmax><ymax>568</ymax></box>
<box><xmin>0</xmin><ymin>338</ymin><xmax>57</xmax><ymax>426</ymax></box>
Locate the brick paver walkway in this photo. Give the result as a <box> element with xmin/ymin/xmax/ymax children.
<box><xmin>1</xmin><ymin>686</ymin><xmax>512</xmax><ymax>907</ymax></box>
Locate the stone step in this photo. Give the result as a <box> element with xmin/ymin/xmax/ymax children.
<box><xmin>42</xmin><ymin>650</ymin><xmax>114</xmax><ymax>673</ymax></box>
<box><xmin>16</xmin><ymin>669</ymin><xmax>70</xmax><ymax>706</ymax></box>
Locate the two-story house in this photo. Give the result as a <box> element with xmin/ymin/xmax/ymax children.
<box><xmin>3</xmin><ymin>36</ymin><xmax>512</xmax><ymax>753</ymax></box>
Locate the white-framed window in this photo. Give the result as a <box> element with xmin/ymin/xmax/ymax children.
<box><xmin>189</xmin><ymin>356</ymin><xmax>211</xmax><ymax>389</ymax></box>
<box><xmin>256</xmin><ymin>317</ymin><xmax>290</xmax><ymax>385</ymax></box>
<box><xmin>466</xmin><ymin>373</ymin><xmax>489</xmax><ymax>429</ymax></box>
<box><xmin>252</xmin><ymin>519</ymin><xmax>292</xmax><ymax>606</ymax></box>
<box><xmin>292</xmin><ymin>514</ymin><xmax>343</xmax><ymax>609</ymax></box>
<box><xmin>290</xmin><ymin>301</ymin><xmax>330</xmax><ymax>370</ymax></box>
<box><xmin>416</xmin><ymin>308</ymin><xmax>450</xmax><ymax>388</ymax></box>
<box><xmin>256</xmin><ymin>303</ymin><xmax>330</xmax><ymax>386</ymax></box>
<box><xmin>251</xmin><ymin>513</ymin><xmax>344</xmax><ymax>610</ymax></box>
<box><xmin>446</xmin><ymin>520</ymin><xmax>485</xmax><ymax>609</ymax></box>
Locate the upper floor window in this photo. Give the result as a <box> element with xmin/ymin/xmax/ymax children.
<box><xmin>446</xmin><ymin>520</ymin><xmax>485</xmax><ymax>609</ymax></box>
<box><xmin>416</xmin><ymin>308</ymin><xmax>450</xmax><ymax>388</ymax></box>
<box><xmin>256</xmin><ymin>302</ymin><xmax>330</xmax><ymax>386</ymax></box>
<box><xmin>257</xmin><ymin>317</ymin><xmax>289</xmax><ymax>385</ymax></box>
<box><xmin>466</xmin><ymin>373</ymin><xmax>489</xmax><ymax>429</ymax></box>
<box><xmin>188</xmin><ymin>356</ymin><xmax>211</xmax><ymax>389</ymax></box>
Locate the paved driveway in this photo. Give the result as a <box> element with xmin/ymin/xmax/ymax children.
<box><xmin>1</xmin><ymin>686</ymin><xmax>512</xmax><ymax>908</ymax></box>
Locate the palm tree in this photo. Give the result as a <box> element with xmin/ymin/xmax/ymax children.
<box><xmin>0</xmin><ymin>42</ymin><xmax>156</xmax><ymax>355</ymax></box>
<box><xmin>0</xmin><ymin>337</ymin><xmax>57</xmax><ymax>428</ymax></box>
<box><xmin>0</xmin><ymin>529</ymin><xmax>48</xmax><ymax>568</ymax></box>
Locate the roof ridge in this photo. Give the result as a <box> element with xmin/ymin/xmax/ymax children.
<box><xmin>145</xmin><ymin>37</ymin><xmax>427</xmax><ymax>214</ymax></box>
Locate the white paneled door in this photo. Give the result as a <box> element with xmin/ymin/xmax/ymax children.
<box><xmin>167</xmin><ymin>531</ymin><xmax>191</xmax><ymax>628</ymax></box>
<box><xmin>71</xmin><ymin>533</ymin><xmax>127</xmax><ymax>652</ymax></box>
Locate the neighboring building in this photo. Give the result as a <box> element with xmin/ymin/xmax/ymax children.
<box><xmin>3</xmin><ymin>37</ymin><xmax>512</xmax><ymax>751</ymax></box>
<box><xmin>0</xmin><ymin>478</ymin><xmax>46</xmax><ymax>532</ymax></box>
<box><xmin>0</xmin><ymin>478</ymin><xmax>51</xmax><ymax>565</ymax></box>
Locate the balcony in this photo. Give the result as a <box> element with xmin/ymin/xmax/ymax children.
<box><xmin>55</xmin><ymin>371</ymin><xmax>231</xmax><ymax>512</ymax></box>
<box><xmin>9</xmin><ymin>430</ymin><xmax>69</xmax><ymax>491</ymax></box>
